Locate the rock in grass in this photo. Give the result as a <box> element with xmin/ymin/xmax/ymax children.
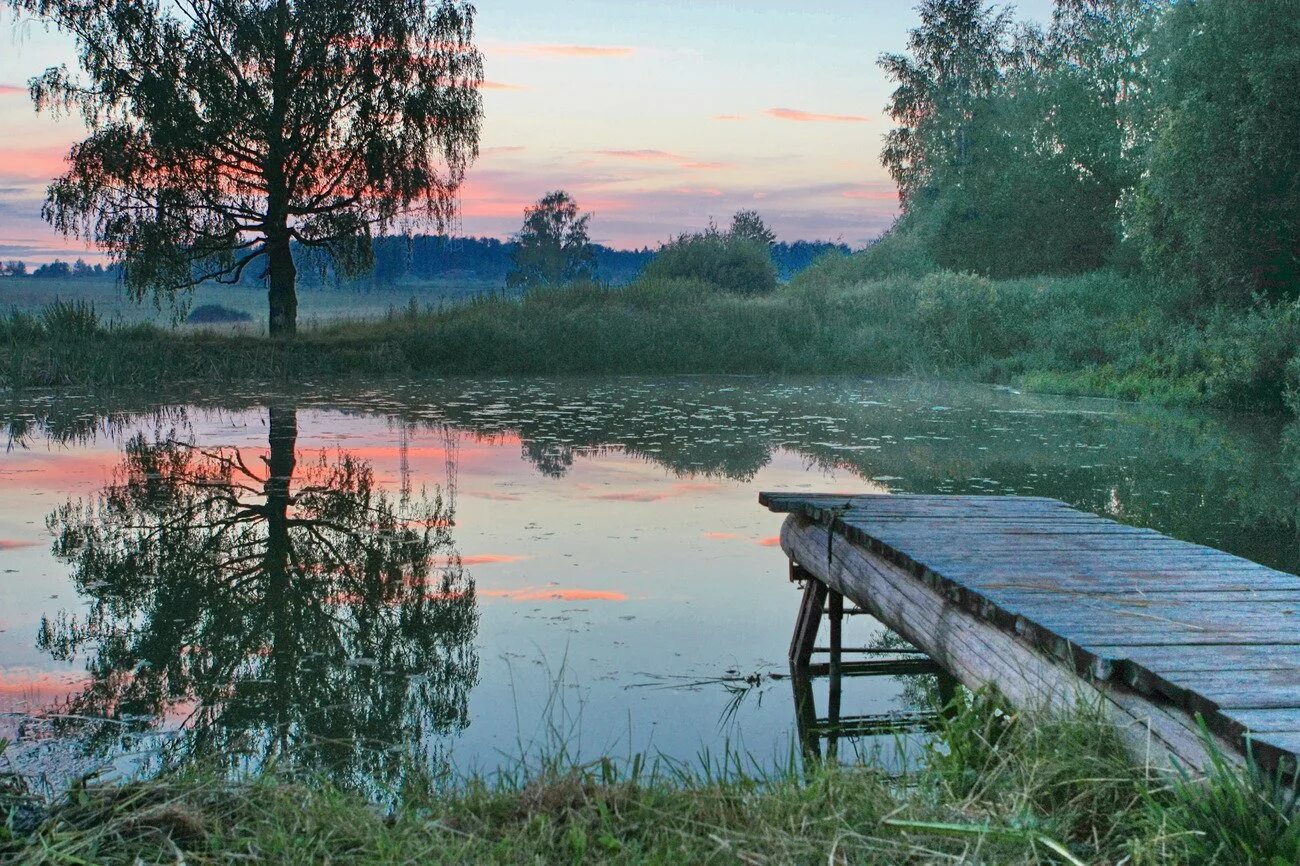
<box><xmin>187</xmin><ymin>304</ymin><xmax>253</xmax><ymax>324</ymax></box>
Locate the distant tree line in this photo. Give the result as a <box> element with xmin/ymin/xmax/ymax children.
<box><xmin>880</xmin><ymin>0</ymin><xmax>1298</xmax><ymax>303</ymax></box>
<box><xmin>3</xmin><ymin>235</ymin><xmax>846</xmax><ymax>290</ymax></box>
<box><xmin>0</xmin><ymin>259</ymin><xmax>122</xmax><ymax>280</ymax></box>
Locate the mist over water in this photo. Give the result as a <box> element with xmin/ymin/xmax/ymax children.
<box><xmin>2</xmin><ymin>376</ymin><xmax>1296</xmax><ymax>798</ymax></box>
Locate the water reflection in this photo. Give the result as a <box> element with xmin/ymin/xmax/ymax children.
<box><xmin>6</xmin><ymin>377</ymin><xmax>1300</xmax><ymax>788</ymax></box>
<box><xmin>37</xmin><ymin>403</ymin><xmax>478</xmax><ymax>790</ymax></box>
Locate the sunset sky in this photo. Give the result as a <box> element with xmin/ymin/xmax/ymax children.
<box><xmin>0</xmin><ymin>0</ymin><xmax>1054</xmax><ymax>262</ymax></box>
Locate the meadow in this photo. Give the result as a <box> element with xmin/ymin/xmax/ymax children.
<box><xmin>0</xmin><ymin>276</ymin><xmax>503</xmax><ymax>328</ymax></box>
<box><xmin>6</xmin><ymin>265</ymin><xmax>1298</xmax><ymax>419</ymax></box>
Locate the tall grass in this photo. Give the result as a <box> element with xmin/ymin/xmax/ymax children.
<box><xmin>5</xmin><ymin>269</ymin><xmax>1300</xmax><ymax>417</ymax></box>
<box><xmin>5</xmin><ymin>693</ymin><xmax>1297</xmax><ymax>864</ymax></box>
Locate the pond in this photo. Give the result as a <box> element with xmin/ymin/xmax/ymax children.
<box><xmin>1</xmin><ymin>376</ymin><xmax>1297</xmax><ymax>798</ymax></box>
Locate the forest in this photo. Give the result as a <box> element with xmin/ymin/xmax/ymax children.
<box><xmin>1</xmin><ymin>235</ymin><xmax>850</xmax><ymax>287</ymax></box>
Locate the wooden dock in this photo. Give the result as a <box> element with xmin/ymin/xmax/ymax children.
<box><xmin>761</xmin><ymin>492</ymin><xmax>1300</xmax><ymax>773</ymax></box>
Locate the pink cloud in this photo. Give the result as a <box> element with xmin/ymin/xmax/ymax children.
<box><xmin>0</xmin><ymin>671</ymin><xmax>87</xmax><ymax>704</ymax></box>
<box><xmin>595</xmin><ymin>150</ymin><xmax>728</xmax><ymax>171</ymax></box>
<box><xmin>480</xmin><ymin>80</ymin><xmax>528</xmax><ymax>91</ymax></box>
<box><xmin>431</xmin><ymin>554</ymin><xmax>532</xmax><ymax>567</ymax></box>
<box><xmin>0</xmin><ymin>84</ymin><xmax>26</xmax><ymax>96</ymax></box>
<box><xmin>0</xmin><ymin>540</ymin><xmax>40</xmax><ymax>550</ymax></box>
<box><xmin>703</xmin><ymin>531</ymin><xmax>741</xmax><ymax>540</ymax></box>
<box><xmin>766</xmin><ymin>107</ymin><xmax>870</xmax><ymax>124</ymax></box>
<box><xmin>481</xmin><ymin>587</ymin><xmax>628</xmax><ymax>602</ymax></box>
<box><xmin>499</xmin><ymin>44</ymin><xmax>635</xmax><ymax>58</ymax></box>
<box><xmin>843</xmin><ymin>187</ymin><xmax>898</xmax><ymax>201</ymax></box>
<box><xmin>756</xmin><ymin>536</ymin><xmax>782</xmax><ymax>547</ymax></box>
<box><xmin>713</xmin><ymin>114</ymin><xmax>746</xmax><ymax>122</ymax></box>
<box><xmin>596</xmin><ymin>149</ymin><xmax>680</xmax><ymax>162</ymax></box>
<box><xmin>0</xmin><ymin>146</ymin><xmax>70</xmax><ymax>182</ymax></box>
<box><xmin>456</xmin><ymin>169</ymin><xmax>637</xmax><ymax>220</ymax></box>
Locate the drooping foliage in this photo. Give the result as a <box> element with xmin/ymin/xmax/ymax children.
<box><xmin>880</xmin><ymin>0</ymin><xmax>1165</xmax><ymax>278</ymax></box>
<box><xmin>876</xmin><ymin>0</ymin><xmax>1298</xmax><ymax>301</ymax></box>
<box><xmin>1133</xmin><ymin>0</ymin><xmax>1300</xmax><ymax>303</ymax></box>
<box><xmin>9</xmin><ymin>0</ymin><xmax>485</xmax><ymax>333</ymax></box>
<box><xmin>506</xmin><ymin>191</ymin><xmax>598</xmax><ymax>290</ymax></box>
<box><xmin>879</xmin><ymin>0</ymin><xmax>1015</xmax><ymax>206</ymax></box>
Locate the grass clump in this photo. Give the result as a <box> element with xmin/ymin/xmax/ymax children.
<box><xmin>1157</xmin><ymin>740</ymin><xmax>1300</xmax><ymax>864</ymax></box>
<box><xmin>8</xmin><ymin>693</ymin><xmax>1298</xmax><ymax>864</ymax></box>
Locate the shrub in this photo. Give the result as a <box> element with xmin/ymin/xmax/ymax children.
<box><xmin>642</xmin><ymin>231</ymin><xmax>777</xmax><ymax>295</ymax></box>
<box><xmin>1197</xmin><ymin>301</ymin><xmax>1300</xmax><ymax>408</ymax></box>
<box><xmin>791</xmin><ymin>223</ymin><xmax>936</xmax><ymax>292</ymax></box>
<box><xmin>187</xmin><ymin>303</ymin><xmax>253</xmax><ymax>324</ymax></box>
<box><xmin>911</xmin><ymin>271</ymin><xmax>1013</xmax><ymax>366</ymax></box>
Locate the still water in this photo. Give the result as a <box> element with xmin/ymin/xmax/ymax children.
<box><xmin>1</xmin><ymin>377</ymin><xmax>1296</xmax><ymax>796</ymax></box>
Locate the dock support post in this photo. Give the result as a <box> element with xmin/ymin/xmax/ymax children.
<box><xmin>789</xmin><ymin>567</ymin><xmax>827</xmax><ymax>667</ymax></box>
<box><xmin>936</xmin><ymin>670</ymin><xmax>960</xmax><ymax>720</ymax></box>
<box><xmin>828</xmin><ymin>589</ymin><xmax>844</xmax><ymax>676</ymax></box>
<box><xmin>790</xmin><ymin>664</ymin><xmax>820</xmax><ymax>764</ymax></box>
<box><xmin>826</xmin><ymin>588</ymin><xmax>844</xmax><ymax>757</ymax></box>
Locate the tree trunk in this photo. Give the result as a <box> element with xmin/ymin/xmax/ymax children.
<box><xmin>267</xmin><ymin>236</ymin><xmax>297</xmax><ymax>336</ymax></box>
<box><xmin>263</xmin><ymin>402</ymin><xmax>297</xmax><ymax>757</ymax></box>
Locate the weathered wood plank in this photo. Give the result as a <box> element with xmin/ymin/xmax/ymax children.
<box><xmin>1141</xmin><ymin>669</ymin><xmax>1300</xmax><ymax>710</ymax></box>
<box><xmin>1222</xmin><ymin>708</ymin><xmax>1300</xmax><ymax>733</ymax></box>
<box><xmin>1251</xmin><ymin>730</ymin><xmax>1300</xmax><ymax>758</ymax></box>
<box><xmin>949</xmin><ymin>571</ymin><xmax>1300</xmax><ymax>593</ymax></box>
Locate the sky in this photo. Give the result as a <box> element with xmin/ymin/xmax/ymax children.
<box><xmin>0</xmin><ymin>0</ymin><xmax>1055</xmax><ymax>261</ymax></box>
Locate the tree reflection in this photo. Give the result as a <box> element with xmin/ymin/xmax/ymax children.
<box><xmin>40</xmin><ymin>403</ymin><xmax>478</xmax><ymax>792</ymax></box>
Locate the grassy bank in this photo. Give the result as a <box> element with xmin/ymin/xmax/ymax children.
<box><xmin>5</xmin><ymin>694</ymin><xmax>1298</xmax><ymax>864</ymax></box>
<box><xmin>5</xmin><ymin>269</ymin><xmax>1300</xmax><ymax>416</ymax></box>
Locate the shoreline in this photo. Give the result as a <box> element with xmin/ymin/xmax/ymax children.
<box><xmin>5</xmin><ymin>269</ymin><xmax>1296</xmax><ymax>421</ymax></box>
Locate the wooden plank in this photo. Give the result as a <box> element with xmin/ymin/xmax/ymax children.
<box><xmin>827</xmin><ymin>527</ymin><xmax>1245</xmax><ymax>557</ymax></box>
<box><xmin>1140</xmin><ymin>669</ymin><xmax>1300</xmax><ymax>710</ymax></box>
<box><xmin>976</xmin><ymin>590</ymin><xmax>1300</xmax><ymax>605</ymax></box>
<box><xmin>951</xmin><ymin>572</ymin><xmax>1300</xmax><ymax>593</ymax></box>
<box><xmin>844</xmin><ymin>521</ymin><xmax>1159</xmax><ymax>537</ymax></box>
<box><xmin>1222</xmin><ymin>708</ymin><xmax>1300</xmax><ymax>733</ymax></box>
<box><xmin>1001</xmin><ymin>596</ymin><xmax>1300</xmax><ymax>625</ymax></box>
<box><xmin>1091</xmin><ymin>645</ymin><xmax>1300</xmax><ymax>674</ymax></box>
<box><xmin>1016</xmin><ymin>621</ymin><xmax>1300</xmax><ymax>648</ymax></box>
<box><xmin>1249</xmin><ymin>730</ymin><xmax>1300</xmax><ymax>759</ymax></box>
<box><xmin>761</xmin><ymin>492</ymin><xmax>1068</xmax><ymax>508</ymax></box>
<box><xmin>848</xmin><ymin>531</ymin><xmax>1233</xmax><ymax>552</ymax></box>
